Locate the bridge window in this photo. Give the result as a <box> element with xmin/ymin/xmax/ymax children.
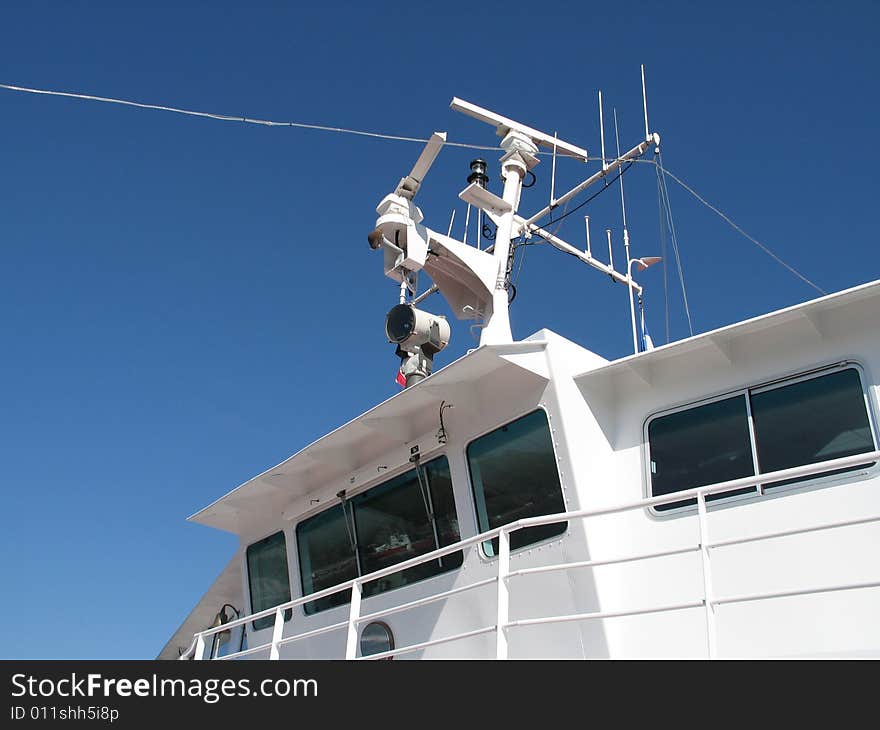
<box><xmin>648</xmin><ymin>395</ymin><xmax>756</xmax><ymax>511</ymax></box>
<box><xmin>246</xmin><ymin>531</ymin><xmax>292</xmax><ymax>630</ymax></box>
<box><xmin>647</xmin><ymin>366</ymin><xmax>876</xmax><ymax>512</ymax></box>
<box><xmin>355</xmin><ymin>457</ymin><xmax>461</xmax><ymax>599</ymax></box>
<box><xmin>467</xmin><ymin>409</ymin><xmax>567</xmax><ymax>556</ymax></box>
<box><xmin>750</xmin><ymin>368</ymin><xmax>875</xmax><ymax>489</ymax></box>
<box><xmin>296</xmin><ymin>455</ymin><xmax>462</xmax><ymax>615</ymax></box>
<box><xmin>296</xmin><ymin>504</ymin><xmax>357</xmax><ymax>614</ymax></box>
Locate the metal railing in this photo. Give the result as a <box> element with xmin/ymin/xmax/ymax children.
<box><xmin>181</xmin><ymin>449</ymin><xmax>880</xmax><ymax>660</ymax></box>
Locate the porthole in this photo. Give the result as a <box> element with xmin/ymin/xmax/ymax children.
<box><xmin>360</xmin><ymin>621</ymin><xmax>394</xmax><ymax>659</ymax></box>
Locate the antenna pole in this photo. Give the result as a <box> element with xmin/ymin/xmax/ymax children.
<box><xmin>626</xmin><ymin>251</ymin><xmax>639</xmax><ymax>354</ymax></box>
<box><xmin>615</xmin><ymin>108</ymin><xmax>639</xmax><ymax>354</ymax></box>
<box><xmin>641</xmin><ymin>64</ymin><xmax>650</xmax><ymax>141</ymax></box>
<box><xmin>584</xmin><ymin>215</ymin><xmax>592</xmax><ymax>257</ymax></box>
<box><xmin>598</xmin><ymin>90</ymin><xmax>607</xmax><ymax>170</ymax></box>
<box><xmin>606</xmin><ymin>228</ymin><xmax>614</xmax><ymax>274</ymax></box>
<box><xmin>446</xmin><ymin>209</ymin><xmax>456</xmax><ymax>237</ymax></box>
<box><xmin>550</xmin><ymin>131</ymin><xmax>558</xmax><ymax>207</ymax></box>
<box><xmin>614</xmin><ymin>109</ymin><xmax>628</xmax><ymax>229</ymax></box>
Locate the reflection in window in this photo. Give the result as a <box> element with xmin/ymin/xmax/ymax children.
<box><xmin>246</xmin><ymin>532</ymin><xmax>292</xmax><ymax>630</ymax></box>
<box><xmin>751</xmin><ymin>368</ymin><xmax>876</xmax><ymax>489</ymax></box>
<box><xmin>467</xmin><ymin>409</ymin><xmax>566</xmax><ymax>556</ymax></box>
<box><xmin>296</xmin><ymin>456</ymin><xmax>462</xmax><ymax>615</ymax></box>
<box><xmin>648</xmin><ymin>396</ymin><xmax>756</xmax><ymax>511</ymax></box>
<box><xmin>356</xmin><ymin>457</ymin><xmax>462</xmax><ymax>598</ymax></box>
<box><xmin>296</xmin><ymin>505</ymin><xmax>357</xmax><ymax>614</ymax></box>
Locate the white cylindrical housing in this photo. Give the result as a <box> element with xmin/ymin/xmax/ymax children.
<box><xmin>385</xmin><ymin>304</ymin><xmax>451</xmax><ymax>354</ymax></box>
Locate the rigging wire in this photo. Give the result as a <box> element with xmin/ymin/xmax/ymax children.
<box><xmin>0</xmin><ymin>82</ymin><xmax>501</xmax><ymax>152</ymax></box>
<box><xmin>656</xmin><ymin>159</ymin><xmax>827</xmax><ymax>296</ymax></box>
<box><xmin>655</xmin><ymin>154</ymin><xmax>671</xmax><ymax>343</ymax></box>
<box><xmin>656</xmin><ymin>152</ymin><xmax>694</xmax><ymax>336</ymax></box>
<box><xmin>2</xmin><ymin>81</ymin><xmax>827</xmax><ymax>298</ymax></box>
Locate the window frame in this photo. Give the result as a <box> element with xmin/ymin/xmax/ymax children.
<box><xmin>465</xmin><ymin>405</ymin><xmax>569</xmax><ymax>560</ymax></box>
<box><xmin>293</xmin><ymin>449</ymin><xmax>464</xmax><ymax>616</ymax></box>
<box><xmin>643</xmin><ymin>361</ymin><xmax>879</xmax><ymax>517</ymax></box>
<box><xmin>245</xmin><ymin>529</ymin><xmax>294</xmax><ymax>631</ymax></box>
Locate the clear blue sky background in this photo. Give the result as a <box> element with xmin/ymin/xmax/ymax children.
<box><xmin>1</xmin><ymin>1</ymin><xmax>877</xmax><ymax>658</ymax></box>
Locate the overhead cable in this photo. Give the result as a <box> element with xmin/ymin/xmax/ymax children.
<box><xmin>0</xmin><ymin>82</ymin><xmax>501</xmax><ymax>151</ymax></box>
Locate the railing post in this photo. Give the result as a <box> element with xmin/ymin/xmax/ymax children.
<box><xmin>696</xmin><ymin>491</ymin><xmax>718</xmax><ymax>658</ymax></box>
<box><xmin>269</xmin><ymin>607</ymin><xmax>284</xmax><ymax>660</ymax></box>
<box><xmin>345</xmin><ymin>581</ymin><xmax>363</xmax><ymax>660</ymax></box>
<box><xmin>496</xmin><ymin>529</ymin><xmax>510</xmax><ymax>660</ymax></box>
<box><xmin>194</xmin><ymin>633</ymin><xmax>207</xmax><ymax>661</ymax></box>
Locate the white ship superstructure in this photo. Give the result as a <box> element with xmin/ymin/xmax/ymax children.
<box><xmin>161</xmin><ymin>88</ymin><xmax>880</xmax><ymax>660</ymax></box>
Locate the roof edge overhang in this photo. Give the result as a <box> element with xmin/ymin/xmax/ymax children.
<box><xmin>575</xmin><ymin>278</ymin><xmax>880</xmax><ymax>391</ymax></box>
<box><xmin>188</xmin><ymin>338</ymin><xmax>551</xmax><ymax>533</ymax></box>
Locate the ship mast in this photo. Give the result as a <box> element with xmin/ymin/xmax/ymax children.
<box><xmin>369</xmin><ymin>84</ymin><xmax>662</xmax><ymax>382</ymax></box>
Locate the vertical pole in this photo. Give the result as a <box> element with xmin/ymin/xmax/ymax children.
<box><xmin>269</xmin><ymin>607</ymin><xmax>284</xmax><ymax>660</ymax></box>
<box><xmin>598</xmin><ymin>90</ymin><xmax>607</xmax><ymax>170</ymax></box>
<box><xmin>550</xmin><ymin>132</ymin><xmax>558</xmax><ymax>207</ymax></box>
<box><xmin>614</xmin><ymin>109</ymin><xmax>629</xmax><ymax>231</ymax></box>
<box><xmin>345</xmin><ymin>581</ymin><xmax>363</xmax><ymax>659</ymax></box>
<box><xmin>194</xmin><ymin>633</ymin><xmax>207</xmax><ymax>661</ymax></box>
<box><xmin>641</xmin><ymin>64</ymin><xmax>650</xmax><ymax>141</ymax></box>
<box><xmin>479</xmin><ymin>132</ymin><xmax>535</xmax><ymax>347</ymax></box>
<box><xmin>496</xmin><ymin>529</ymin><xmax>510</xmax><ymax>660</ymax></box>
<box><xmin>606</xmin><ymin>228</ymin><xmax>614</xmax><ymax>272</ymax></box>
<box><xmin>697</xmin><ymin>492</ymin><xmax>718</xmax><ymax>658</ymax></box>
<box><xmin>584</xmin><ymin>215</ymin><xmax>592</xmax><ymax>257</ymax></box>
<box><xmin>626</xmin><ymin>257</ymin><xmax>639</xmax><ymax>354</ymax></box>
<box><xmin>615</xmin><ymin>109</ymin><xmax>638</xmax><ymax>354</ymax></box>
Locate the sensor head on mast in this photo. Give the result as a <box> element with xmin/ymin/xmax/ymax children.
<box><xmin>385</xmin><ymin>303</ymin><xmax>451</xmax><ymax>388</ymax></box>
<box><xmin>385</xmin><ymin>304</ymin><xmax>450</xmax><ymax>355</ymax></box>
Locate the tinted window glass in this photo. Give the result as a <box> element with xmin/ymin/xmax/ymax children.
<box><xmin>355</xmin><ymin>456</ymin><xmax>462</xmax><ymax>598</ymax></box>
<box><xmin>648</xmin><ymin>395</ymin><xmax>756</xmax><ymax>511</ymax></box>
<box><xmin>246</xmin><ymin>532</ymin><xmax>292</xmax><ymax>630</ymax></box>
<box><xmin>297</xmin><ymin>504</ymin><xmax>357</xmax><ymax>615</ymax></box>
<box><xmin>751</xmin><ymin>369</ymin><xmax>875</xmax><ymax>488</ymax></box>
<box><xmin>297</xmin><ymin>456</ymin><xmax>462</xmax><ymax>615</ymax></box>
<box><xmin>467</xmin><ymin>410</ymin><xmax>566</xmax><ymax>556</ymax></box>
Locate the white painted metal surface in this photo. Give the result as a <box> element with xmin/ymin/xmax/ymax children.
<box><xmin>164</xmin><ymin>95</ymin><xmax>880</xmax><ymax>661</ymax></box>
<box><xmin>180</xmin><ymin>449</ymin><xmax>880</xmax><ymax>660</ymax></box>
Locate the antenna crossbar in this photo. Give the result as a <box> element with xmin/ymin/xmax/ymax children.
<box><xmin>523</xmin><ymin>134</ymin><xmax>658</xmax><ymax>228</ymax></box>
<box><xmin>514</xmin><ymin>216</ymin><xmax>640</xmax><ymax>292</ymax></box>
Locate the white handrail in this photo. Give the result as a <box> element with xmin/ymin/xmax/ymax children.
<box><xmin>185</xmin><ymin>449</ymin><xmax>880</xmax><ymax>659</ymax></box>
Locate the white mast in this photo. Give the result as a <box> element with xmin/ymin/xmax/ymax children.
<box><xmin>369</xmin><ymin>94</ymin><xmax>660</xmax><ymax>367</ymax></box>
<box><xmin>478</xmin><ymin>130</ymin><xmax>538</xmax><ymax>345</ymax></box>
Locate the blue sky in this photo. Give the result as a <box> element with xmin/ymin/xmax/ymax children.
<box><xmin>1</xmin><ymin>1</ymin><xmax>878</xmax><ymax>658</ymax></box>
